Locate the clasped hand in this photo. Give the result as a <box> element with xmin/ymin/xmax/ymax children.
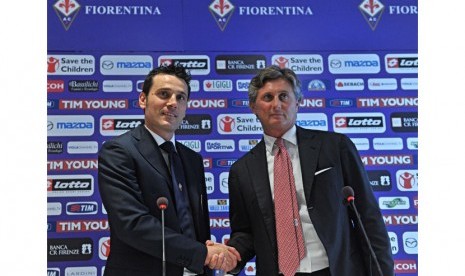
<box><xmin>204</xmin><ymin>240</ymin><xmax>241</xmax><ymax>272</ymax></box>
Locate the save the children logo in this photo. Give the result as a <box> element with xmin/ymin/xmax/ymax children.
<box><xmin>209</xmin><ymin>0</ymin><xmax>235</xmax><ymax>31</ymax></box>
<box><xmin>53</xmin><ymin>0</ymin><xmax>81</xmax><ymax>31</ymax></box>
<box><xmin>359</xmin><ymin>0</ymin><xmax>385</xmax><ymax>30</ymax></box>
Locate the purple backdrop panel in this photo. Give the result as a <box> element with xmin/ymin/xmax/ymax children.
<box><xmin>184</xmin><ymin>0</ymin><xmax>418</xmax><ymax>51</ymax></box>
<box><xmin>48</xmin><ymin>0</ymin><xmax>184</xmax><ymax>51</ymax></box>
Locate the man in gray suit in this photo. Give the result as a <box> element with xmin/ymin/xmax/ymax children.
<box><xmin>98</xmin><ymin>64</ymin><xmax>240</xmax><ymax>276</ymax></box>
<box><xmin>226</xmin><ymin>65</ymin><xmax>394</xmax><ymax>276</ymax></box>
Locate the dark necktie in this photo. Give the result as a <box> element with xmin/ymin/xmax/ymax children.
<box><xmin>274</xmin><ymin>138</ymin><xmax>305</xmax><ymax>276</ymax></box>
<box><xmin>160</xmin><ymin>141</ymin><xmax>196</xmax><ymax>239</ymax></box>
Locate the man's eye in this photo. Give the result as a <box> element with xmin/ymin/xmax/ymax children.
<box><xmin>263</xmin><ymin>95</ymin><xmax>273</xmax><ymax>101</ymax></box>
<box><xmin>158</xmin><ymin>91</ymin><xmax>169</xmax><ymax>98</ymax></box>
<box><xmin>279</xmin><ymin>94</ymin><xmax>289</xmax><ymax>101</ymax></box>
<box><xmin>177</xmin><ymin>95</ymin><xmax>186</xmax><ymax>101</ymax></box>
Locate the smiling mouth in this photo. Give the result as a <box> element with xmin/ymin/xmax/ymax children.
<box><xmin>162</xmin><ymin>111</ymin><xmax>177</xmax><ymax>118</ymax></box>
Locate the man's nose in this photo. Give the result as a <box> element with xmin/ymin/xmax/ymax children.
<box><xmin>167</xmin><ymin>94</ymin><xmax>177</xmax><ymax>107</ymax></box>
<box><xmin>272</xmin><ymin>97</ymin><xmax>282</xmax><ymax>109</ymax></box>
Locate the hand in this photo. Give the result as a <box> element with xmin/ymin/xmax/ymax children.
<box><xmin>204</xmin><ymin>240</ymin><xmax>241</xmax><ymax>272</ymax></box>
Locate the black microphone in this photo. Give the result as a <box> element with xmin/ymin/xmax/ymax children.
<box><xmin>342</xmin><ymin>186</ymin><xmax>383</xmax><ymax>276</ymax></box>
<box><xmin>157</xmin><ymin>197</ymin><xmax>168</xmax><ymax>276</ymax></box>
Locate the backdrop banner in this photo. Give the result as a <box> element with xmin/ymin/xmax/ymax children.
<box><xmin>47</xmin><ymin>1</ymin><xmax>418</xmax><ymax>275</ymax></box>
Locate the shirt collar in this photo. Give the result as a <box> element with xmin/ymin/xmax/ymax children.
<box><xmin>264</xmin><ymin>125</ymin><xmax>297</xmax><ymax>153</ymax></box>
<box><xmin>144</xmin><ymin>125</ymin><xmax>176</xmax><ymax>148</ymax></box>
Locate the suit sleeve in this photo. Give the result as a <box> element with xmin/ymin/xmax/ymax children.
<box><xmin>98</xmin><ymin>139</ymin><xmax>208</xmax><ymax>273</ymax></box>
<box><xmin>339</xmin><ymin>135</ymin><xmax>395</xmax><ymax>276</ymax></box>
<box><xmin>227</xmin><ymin>163</ymin><xmax>257</xmax><ymax>274</ymax></box>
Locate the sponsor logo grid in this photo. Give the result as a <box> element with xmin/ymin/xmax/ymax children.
<box><xmin>48</xmin><ymin>42</ymin><xmax>417</xmax><ymax>276</ymax></box>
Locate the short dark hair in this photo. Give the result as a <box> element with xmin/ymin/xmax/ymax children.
<box><xmin>142</xmin><ymin>63</ymin><xmax>192</xmax><ymax>98</ymax></box>
<box><xmin>248</xmin><ymin>65</ymin><xmax>302</xmax><ymax>104</ymax></box>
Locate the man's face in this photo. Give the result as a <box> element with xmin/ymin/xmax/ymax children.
<box><xmin>139</xmin><ymin>73</ymin><xmax>188</xmax><ymax>141</ymax></box>
<box><xmin>250</xmin><ymin>78</ymin><xmax>299</xmax><ymax>138</ymax></box>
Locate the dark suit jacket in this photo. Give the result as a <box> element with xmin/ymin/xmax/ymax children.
<box><xmin>98</xmin><ymin>125</ymin><xmax>212</xmax><ymax>276</ymax></box>
<box><xmin>227</xmin><ymin>126</ymin><xmax>394</xmax><ymax>276</ymax></box>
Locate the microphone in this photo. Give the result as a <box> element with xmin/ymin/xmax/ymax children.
<box><xmin>157</xmin><ymin>197</ymin><xmax>168</xmax><ymax>276</ymax></box>
<box><xmin>157</xmin><ymin>197</ymin><xmax>168</xmax><ymax>210</ymax></box>
<box><xmin>342</xmin><ymin>186</ymin><xmax>383</xmax><ymax>276</ymax></box>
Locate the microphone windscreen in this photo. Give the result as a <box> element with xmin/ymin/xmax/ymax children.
<box><xmin>342</xmin><ymin>186</ymin><xmax>355</xmax><ymax>200</ymax></box>
<box><xmin>157</xmin><ymin>197</ymin><xmax>168</xmax><ymax>209</ymax></box>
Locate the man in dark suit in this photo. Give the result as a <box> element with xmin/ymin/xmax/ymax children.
<box><xmin>98</xmin><ymin>64</ymin><xmax>240</xmax><ymax>276</ymax></box>
<box><xmin>226</xmin><ymin>66</ymin><xmax>394</xmax><ymax>276</ymax></box>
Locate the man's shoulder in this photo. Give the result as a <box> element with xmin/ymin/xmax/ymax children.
<box><xmin>297</xmin><ymin>126</ymin><xmax>346</xmax><ymax>141</ymax></box>
<box><xmin>231</xmin><ymin>141</ymin><xmax>264</xmax><ymax>169</ymax></box>
<box><xmin>100</xmin><ymin>127</ymin><xmax>139</xmax><ymax>150</ymax></box>
<box><xmin>176</xmin><ymin>141</ymin><xmax>203</xmax><ymax>159</ymax></box>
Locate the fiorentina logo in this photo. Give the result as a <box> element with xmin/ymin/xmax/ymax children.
<box><xmin>209</xmin><ymin>0</ymin><xmax>235</xmax><ymax>31</ymax></box>
<box><xmin>359</xmin><ymin>0</ymin><xmax>385</xmax><ymax>31</ymax></box>
<box><xmin>53</xmin><ymin>0</ymin><xmax>81</xmax><ymax>31</ymax></box>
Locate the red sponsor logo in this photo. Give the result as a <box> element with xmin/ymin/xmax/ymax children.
<box><xmin>48</xmin><ymin>80</ymin><xmax>64</xmax><ymax>92</ymax></box>
<box><xmin>100</xmin><ymin>238</ymin><xmax>111</xmax><ymax>258</ymax></box>
<box><xmin>47</xmin><ymin>179</ymin><xmax>53</xmax><ymax>191</ymax></box>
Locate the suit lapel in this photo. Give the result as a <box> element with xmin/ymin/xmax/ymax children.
<box><xmin>296</xmin><ymin>126</ymin><xmax>321</xmax><ymax>203</ymax></box>
<box><xmin>133</xmin><ymin>126</ymin><xmax>173</xmax><ymax>194</ymax></box>
<box><xmin>247</xmin><ymin>140</ymin><xmax>277</xmax><ymax>247</ymax></box>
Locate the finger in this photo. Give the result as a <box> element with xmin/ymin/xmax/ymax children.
<box><xmin>205</xmin><ymin>240</ymin><xmax>215</xmax><ymax>246</ymax></box>
<box><xmin>227</xmin><ymin>246</ymin><xmax>242</xmax><ymax>261</ymax></box>
<box><xmin>208</xmin><ymin>254</ymin><xmax>219</xmax><ymax>269</ymax></box>
<box><xmin>215</xmin><ymin>252</ymin><xmax>226</xmax><ymax>270</ymax></box>
<box><xmin>218</xmin><ymin>252</ymin><xmax>228</xmax><ymax>271</ymax></box>
<box><xmin>228</xmin><ymin>252</ymin><xmax>238</xmax><ymax>267</ymax></box>
<box><xmin>228</xmin><ymin>254</ymin><xmax>237</xmax><ymax>268</ymax></box>
<box><xmin>224</xmin><ymin>260</ymin><xmax>235</xmax><ymax>273</ymax></box>
<box><xmin>222</xmin><ymin>254</ymin><xmax>232</xmax><ymax>271</ymax></box>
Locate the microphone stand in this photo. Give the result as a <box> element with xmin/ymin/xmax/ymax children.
<box><xmin>348</xmin><ymin>200</ymin><xmax>384</xmax><ymax>276</ymax></box>
<box><xmin>161</xmin><ymin>207</ymin><xmax>166</xmax><ymax>276</ymax></box>
<box><xmin>157</xmin><ymin>197</ymin><xmax>168</xmax><ymax>276</ymax></box>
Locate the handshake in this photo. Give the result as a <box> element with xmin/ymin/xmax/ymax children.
<box><xmin>204</xmin><ymin>240</ymin><xmax>241</xmax><ymax>273</ymax></box>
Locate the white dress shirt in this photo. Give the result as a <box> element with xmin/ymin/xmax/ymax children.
<box><xmin>263</xmin><ymin>125</ymin><xmax>329</xmax><ymax>273</ymax></box>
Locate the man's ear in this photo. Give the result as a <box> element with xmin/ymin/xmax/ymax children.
<box><xmin>139</xmin><ymin>92</ymin><xmax>146</xmax><ymax>110</ymax></box>
<box><xmin>296</xmin><ymin>99</ymin><xmax>301</xmax><ymax>111</ymax></box>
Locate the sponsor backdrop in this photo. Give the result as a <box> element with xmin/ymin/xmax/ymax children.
<box><xmin>47</xmin><ymin>0</ymin><xmax>418</xmax><ymax>275</ymax></box>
